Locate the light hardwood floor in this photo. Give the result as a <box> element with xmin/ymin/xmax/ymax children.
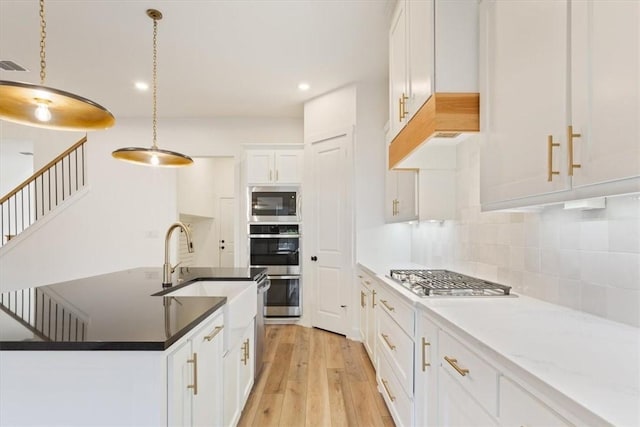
<box><xmin>238</xmin><ymin>325</ymin><xmax>395</xmax><ymax>427</ymax></box>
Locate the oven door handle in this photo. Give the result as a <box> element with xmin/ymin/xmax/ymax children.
<box><xmin>267</xmin><ymin>275</ymin><xmax>300</xmax><ymax>280</ymax></box>
<box><xmin>249</xmin><ymin>234</ymin><xmax>301</xmax><ymax>238</ymax></box>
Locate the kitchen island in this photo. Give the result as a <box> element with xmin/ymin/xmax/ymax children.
<box><xmin>357</xmin><ymin>262</ymin><xmax>640</xmax><ymax>427</ymax></box>
<box><xmin>0</xmin><ymin>267</ymin><xmax>264</xmax><ymax>426</ymax></box>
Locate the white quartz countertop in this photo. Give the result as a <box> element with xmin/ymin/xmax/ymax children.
<box><xmin>358</xmin><ymin>262</ymin><xmax>640</xmax><ymax>426</ymax></box>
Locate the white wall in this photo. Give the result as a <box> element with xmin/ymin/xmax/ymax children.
<box><xmin>411</xmin><ymin>137</ymin><xmax>640</xmax><ymax>327</ymax></box>
<box><xmin>0</xmin><ymin>117</ymin><xmax>302</xmax><ymax>291</ymax></box>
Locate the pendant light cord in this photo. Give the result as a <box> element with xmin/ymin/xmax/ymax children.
<box><xmin>152</xmin><ymin>17</ymin><xmax>158</xmax><ymax>150</ymax></box>
<box><xmin>39</xmin><ymin>0</ymin><xmax>46</xmax><ymax>85</ymax></box>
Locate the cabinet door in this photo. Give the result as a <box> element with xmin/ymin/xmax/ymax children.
<box><xmin>274</xmin><ymin>150</ymin><xmax>303</xmax><ymax>184</ymax></box>
<box><xmin>385</xmin><ymin>169</ymin><xmax>417</xmax><ymax>223</ymax></box>
<box><xmin>438</xmin><ymin>368</ymin><xmax>497</xmax><ymax>427</ymax></box>
<box><xmin>238</xmin><ymin>319</ymin><xmax>255</xmax><ymax>405</ymax></box>
<box><xmin>223</xmin><ymin>342</ymin><xmax>240</xmax><ymax>427</ymax></box>
<box><xmin>407</xmin><ymin>0</ymin><xmax>434</xmax><ymax>116</ymax></box>
<box><xmin>359</xmin><ymin>283</ymin><xmax>368</xmax><ymax>347</ymax></box>
<box><xmin>366</xmin><ymin>285</ymin><xmax>377</xmax><ymax>364</ymax></box>
<box><xmin>191</xmin><ymin>317</ymin><xmax>224</xmax><ymax>427</ymax></box>
<box><xmin>417</xmin><ymin>314</ymin><xmax>438</xmax><ymax>427</ymax></box>
<box><xmin>570</xmin><ymin>0</ymin><xmax>640</xmax><ymax>188</ymax></box>
<box><xmin>168</xmin><ymin>340</ymin><xmax>193</xmax><ymax>427</ymax></box>
<box><xmin>481</xmin><ymin>0</ymin><xmax>570</xmax><ymax>206</ymax></box>
<box><xmin>247</xmin><ymin>151</ymin><xmax>275</xmax><ymax>184</ymax></box>
<box><xmin>389</xmin><ymin>0</ymin><xmax>408</xmax><ymax>139</ymax></box>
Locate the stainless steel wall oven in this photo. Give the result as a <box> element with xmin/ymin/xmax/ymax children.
<box><xmin>249</xmin><ymin>224</ymin><xmax>301</xmax><ymax>317</ymax></box>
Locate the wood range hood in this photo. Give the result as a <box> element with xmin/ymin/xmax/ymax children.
<box><xmin>388</xmin><ymin>92</ymin><xmax>479</xmax><ymax>169</ymax></box>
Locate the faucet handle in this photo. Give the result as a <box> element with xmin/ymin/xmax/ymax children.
<box><xmin>171</xmin><ymin>262</ymin><xmax>182</xmax><ymax>274</ymax></box>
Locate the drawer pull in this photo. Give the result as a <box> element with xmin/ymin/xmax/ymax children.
<box><xmin>381</xmin><ymin>378</ymin><xmax>396</xmax><ymax>402</ymax></box>
<box><xmin>372</xmin><ymin>290</ymin><xmax>376</xmax><ymax>308</ymax></box>
<box><xmin>380</xmin><ymin>299</ymin><xmax>395</xmax><ymax>312</ymax></box>
<box><xmin>360</xmin><ymin>291</ymin><xmax>366</xmax><ymax>308</ymax></box>
<box><xmin>444</xmin><ymin>356</ymin><xmax>469</xmax><ymax>376</ymax></box>
<box><xmin>381</xmin><ymin>333</ymin><xmax>396</xmax><ymax>351</ymax></box>
<box><xmin>204</xmin><ymin>325</ymin><xmax>224</xmax><ymax>341</ymax></box>
<box><xmin>364</xmin><ymin>280</ymin><xmax>371</xmax><ymax>285</ymax></box>
<box><xmin>187</xmin><ymin>352</ymin><xmax>198</xmax><ymax>395</ymax></box>
<box><xmin>422</xmin><ymin>337</ymin><xmax>431</xmax><ymax>371</ymax></box>
<box><xmin>358</xmin><ymin>275</ymin><xmax>364</xmax><ymax>279</ymax></box>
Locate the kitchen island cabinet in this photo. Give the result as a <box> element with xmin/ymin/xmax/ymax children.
<box><xmin>0</xmin><ymin>267</ymin><xmax>265</xmax><ymax>426</ymax></box>
<box><xmin>356</xmin><ymin>262</ymin><xmax>640</xmax><ymax>427</ymax></box>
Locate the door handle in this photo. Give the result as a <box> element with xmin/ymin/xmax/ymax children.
<box><xmin>220</xmin><ymin>246</ymin><xmax>225</xmax><ymax>250</ymax></box>
<box><xmin>311</xmin><ymin>256</ymin><xmax>318</xmax><ymax>261</ymax></box>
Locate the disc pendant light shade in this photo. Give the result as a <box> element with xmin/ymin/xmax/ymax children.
<box><xmin>0</xmin><ymin>0</ymin><xmax>115</xmax><ymax>131</ymax></box>
<box><xmin>112</xmin><ymin>9</ymin><xmax>193</xmax><ymax>167</ymax></box>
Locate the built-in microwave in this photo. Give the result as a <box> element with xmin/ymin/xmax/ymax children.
<box><xmin>248</xmin><ymin>186</ymin><xmax>300</xmax><ymax>222</ymax></box>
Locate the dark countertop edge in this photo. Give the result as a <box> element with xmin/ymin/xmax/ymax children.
<box><xmin>0</xmin><ymin>297</ymin><xmax>226</xmax><ymax>352</ymax></box>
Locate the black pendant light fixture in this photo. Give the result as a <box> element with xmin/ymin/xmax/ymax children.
<box><xmin>112</xmin><ymin>9</ymin><xmax>193</xmax><ymax>167</ymax></box>
<box><xmin>0</xmin><ymin>0</ymin><xmax>115</xmax><ymax>131</ymax></box>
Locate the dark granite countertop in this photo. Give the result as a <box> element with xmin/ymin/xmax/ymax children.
<box><xmin>0</xmin><ymin>267</ymin><xmax>265</xmax><ymax>351</ymax></box>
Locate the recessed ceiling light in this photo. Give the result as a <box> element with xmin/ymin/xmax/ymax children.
<box><xmin>135</xmin><ymin>81</ymin><xmax>149</xmax><ymax>91</ymax></box>
<box><xmin>298</xmin><ymin>82</ymin><xmax>310</xmax><ymax>91</ymax></box>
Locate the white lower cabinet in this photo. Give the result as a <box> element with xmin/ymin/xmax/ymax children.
<box><xmin>416</xmin><ymin>313</ymin><xmax>438</xmax><ymax>427</ymax></box>
<box><xmin>168</xmin><ymin>312</ymin><xmax>225</xmax><ymax>427</ymax></box>
<box><xmin>499</xmin><ymin>377</ymin><xmax>570</xmax><ymax>427</ymax></box>
<box><xmin>356</xmin><ymin>268</ymin><xmax>378</xmax><ymax>363</ymax></box>
<box><xmin>223</xmin><ymin>318</ymin><xmax>255</xmax><ymax>427</ymax></box>
<box><xmin>378</xmin><ymin>348</ymin><xmax>413</xmax><ymax>427</ymax></box>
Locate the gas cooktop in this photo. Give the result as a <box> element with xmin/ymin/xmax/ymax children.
<box><xmin>389</xmin><ymin>269</ymin><xmax>513</xmax><ymax>297</ymax></box>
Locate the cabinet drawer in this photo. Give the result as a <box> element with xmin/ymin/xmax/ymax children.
<box><xmin>378</xmin><ymin>309</ymin><xmax>414</xmax><ymax>396</ymax></box>
<box><xmin>500</xmin><ymin>377</ymin><xmax>570</xmax><ymax>426</ymax></box>
<box><xmin>438</xmin><ymin>330</ymin><xmax>498</xmax><ymax>416</ymax></box>
<box><xmin>378</xmin><ymin>348</ymin><xmax>413</xmax><ymax>427</ymax></box>
<box><xmin>357</xmin><ymin>269</ymin><xmax>375</xmax><ymax>290</ymax></box>
<box><xmin>377</xmin><ymin>284</ymin><xmax>415</xmax><ymax>336</ymax></box>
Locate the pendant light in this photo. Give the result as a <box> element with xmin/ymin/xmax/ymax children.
<box><xmin>0</xmin><ymin>0</ymin><xmax>115</xmax><ymax>131</ymax></box>
<box><xmin>112</xmin><ymin>9</ymin><xmax>193</xmax><ymax>167</ymax></box>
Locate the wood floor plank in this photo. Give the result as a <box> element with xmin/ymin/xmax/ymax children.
<box><xmin>327</xmin><ymin>368</ymin><xmax>359</xmax><ymax>427</ymax></box>
<box><xmin>382</xmin><ymin>415</ymin><xmax>396</xmax><ymax>427</ymax></box>
<box><xmin>264</xmin><ymin>325</ymin><xmax>282</xmax><ymax>363</ymax></box>
<box><xmin>279</xmin><ymin>380</ymin><xmax>307</xmax><ymax>427</ymax></box>
<box><xmin>288</xmin><ymin>325</ymin><xmax>310</xmax><ymax>382</ymax></box>
<box><xmin>341</xmin><ymin>338</ymin><xmax>368</xmax><ymax>382</ymax></box>
<box><xmin>253</xmin><ymin>392</ymin><xmax>284</xmax><ymax>427</ymax></box>
<box><xmin>325</xmin><ymin>330</ymin><xmax>346</xmax><ymax>369</ymax></box>
<box><xmin>263</xmin><ymin>343</ymin><xmax>294</xmax><ymax>394</ymax></box>
<box><xmin>305</xmin><ymin>328</ymin><xmax>331</xmax><ymax>427</ymax></box>
<box><xmin>279</xmin><ymin>324</ymin><xmax>298</xmax><ymax>344</ymax></box>
<box><xmin>349</xmin><ymin>380</ymin><xmax>386</xmax><ymax>427</ymax></box>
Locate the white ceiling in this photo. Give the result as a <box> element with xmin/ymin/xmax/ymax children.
<box><xmin>0</xmin><ymin>0</ymin><xmax>394</xmax><ymax>120</ymax></box>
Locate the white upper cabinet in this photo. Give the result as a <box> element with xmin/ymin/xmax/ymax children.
<box><xmin>389</xmin><ymin>1</ymin><xmax>409</xmax><ymax>138</ymax></box>
<box><xmin>246</xmin><ymin>149</ymin><xmax>303</xmax><ymax>185</ymax></box>
<box><xmin>386</xmin><ymin>169</ymin><xmax>418</xmax><ymax>223</ymax></box>
<box><xmin>481</xmin><ymin>0</ymin><xmax>640</xmax><ymax>210</ymax></box>
<box><xmin>570</xmin><ymin>0</ymin><xmax>640</xmax><ymax>189</ymax></box>
<box><xmin>406</xmin><ymin>0</ymin><xmax>434</xmax><ymax>117</ymax></box>
<box><xmin>177</xmin><ymin>158</ymin><xmax>216</xmax><ymax>218</ymax></box>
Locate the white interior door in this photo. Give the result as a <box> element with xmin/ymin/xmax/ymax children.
<box><xmin>309</xmin><ymin>131</ymin><xmax>352</xmax><ymax>335</ymax></box>
<box><xmin>218</xmin><ymin>197</ymin><xmax>235</xmax><ymax>267</ymax></box>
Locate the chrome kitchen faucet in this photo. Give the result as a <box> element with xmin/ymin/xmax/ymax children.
<box><xmin>162</xmin><ymin>221</ymin><xmax>193</xmax><ymax>286</ymax></box>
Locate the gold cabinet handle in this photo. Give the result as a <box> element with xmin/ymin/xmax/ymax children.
<box><xmin>241</xmin><ymin>341</ymin><xmax>247</xmax><ymax>365</ymax></box>
<box><xmin>401</xmin><ymin>93</ymin><xmax>409</xmax><ymax>119</ymax></box>
<box><xmin>422</xmin><ymin>337</ymin><xmax>431</xmax><ymax>371</ymax></box>
<box><xmin>396</xmin><ymin>199</ymin><xmax>400</xmax><ymax>215</ymax></box>
<box><xmin>547</xmin><ymin>135</ymin><xmax>560</xmax><ymax>182</ymax></box>
<box><xmin>381</xmin><ymin>333</ymin><xmax>396</xmax><ymax>351</ymax></box>
<box><xmin>364</xmin><ymin>280</ymin><xmax>371</xmax><ymax>285</ymax></box>
<box><xmin>568</xmin><ymin>125</ymin><xmax>582</xmax><ymax>176</ymax></box>
<box><xmin>372</xmin><ymin>290</ymin><xmax>376</xmax><ymax>308</ymax></box>
<box><xmin>398</xmin><ymin>97</ymin><xmax>404</xmax><ymax>122</ymax></box>
<box><xmin>444</xmin><ymin>356</ymin><xmax>469</xmax><ymax>377</ymax></box>
<box><xmin>245</xmin><ymin>338</ymin><xmax>250</xmax><ymax>363</ymax></box>
<box><xmin>187</xmin><ymin>352</ymin><xmax>198</xmax><ymax>395</ymax></box>
<box><xmin>361</xmin><ymin>291</ymin><xmax>366</xmax><ymax>308</ymax></box>
<box><xmin>358</xmin><ymin>275</ymin><xmax>364</xmax><ymax>279</ymax></box>
<box><xmin>204</xmin><ymin>325</ymin><xmax>224</xmax><ymax>342</ymax></box>
<box><xmin>275</xmin><ymin>169</ymin><xmax>279</xmax><ymax>181</ymax></box>
<box><xmin>381</xmin><ymin>378</ymin><xmax>396</xmax><ymax>402</ymax></box>
<box><xmin>380</xmin><ymin>299</ymin><xmax>395</xmax><ymax>312</ymax></box>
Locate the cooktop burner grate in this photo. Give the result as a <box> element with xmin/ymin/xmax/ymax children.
<box><xmin>389</xmin><ymin>269</ymin><xmax>512</xmax><ymax>297</ymax></box>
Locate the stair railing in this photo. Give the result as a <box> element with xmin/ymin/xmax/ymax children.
<box><xmin>0</xmin><ymin>136</ymin><xmax>87</xmax><ymax>248</ymax></box>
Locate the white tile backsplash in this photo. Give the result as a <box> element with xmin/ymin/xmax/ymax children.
<box><xmin>410</xmin><ymin>139</ymin><xmax>640</xmax><ymax>327</ymax></box>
